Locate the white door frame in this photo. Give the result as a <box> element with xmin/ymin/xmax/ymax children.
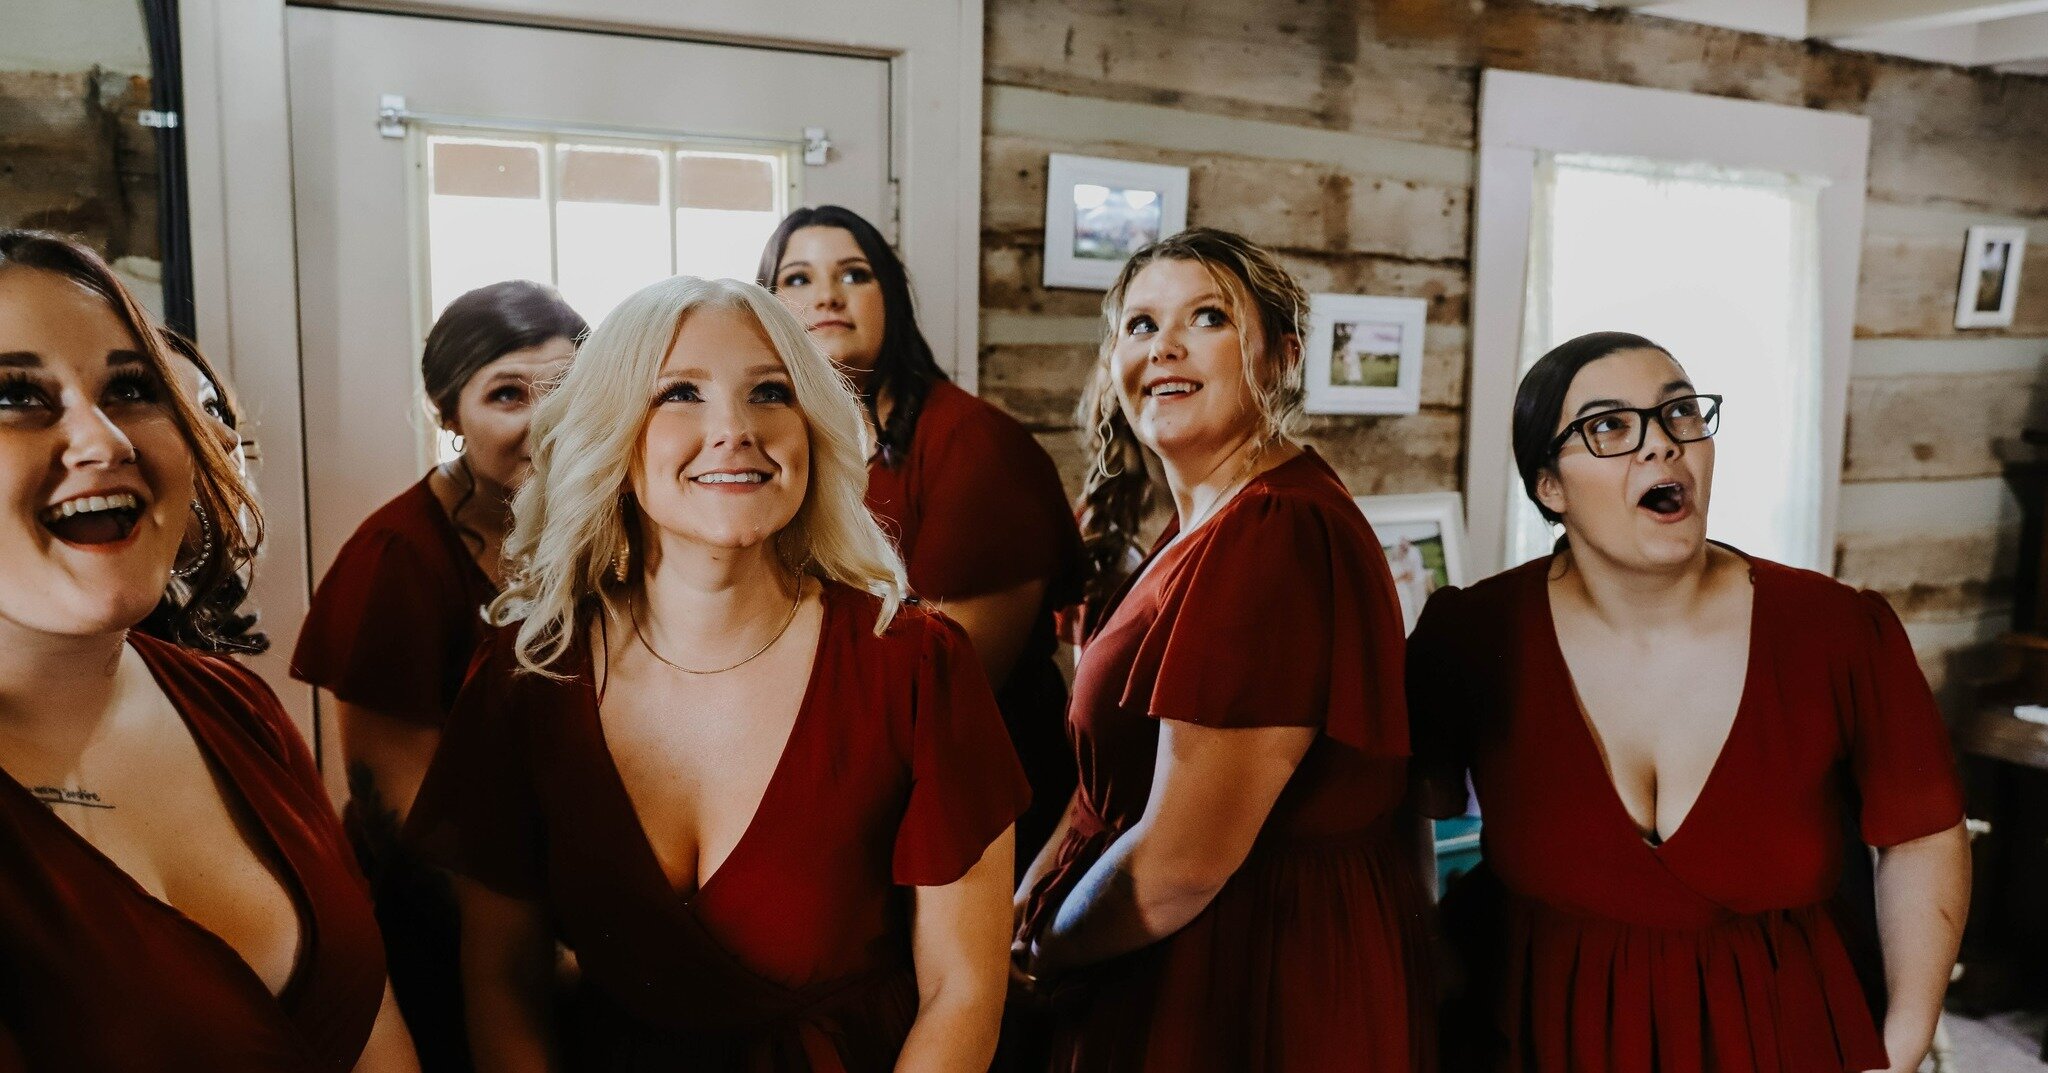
<box><xmin>1467</xmin><ymin>69</ymin><xmax>1869</xmax><ymax>577</ymax></box>
<box><xmin>178</xmin><ymin>0</ymin><xmax>984</xmax><ymax>748</ymax></box>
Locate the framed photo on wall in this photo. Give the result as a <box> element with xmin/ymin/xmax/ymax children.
<box><xmin>1042</xmin><ymin>153</ymin><xmax>1189</xmax><ymax>290</ymax></box>
<box><xmin>1955</xmin><ymin>225</ymin><xmax>2028</xmax><ymax>329</ymax></box>
<box><xmin>1355</xmin><ymin>492</ymin><xmax>1467</xmax><ymax>635</ymax></box>
<box><xmin>1305</xmin><ymin>293</ymin><xmax>1427</xmax><ymax>415</ymax></box>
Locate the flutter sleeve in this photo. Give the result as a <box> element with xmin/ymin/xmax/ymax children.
<box><xmin>291</xmin><ymin>529</ymin><xmax>469</xmax><ymax>725</ymax></box>
<box><xmin>1116</xmin><ymin>491</ymin><xmax>1409</xmax><ymax>756</ymax></box>
<box><xmin>1406</xmin><ymin>586</ymin><xmax>1475</xmax><ymax>813</ymax></box>
<box><xmin>907</xmin><ymin>405</ymin><xmax>1083</xmax><ymax>604</ymax></box>
<box><xmin>1843</xmin><ymin>590</ymin><xmax>1966</xmax><ymax>847</ymax></box>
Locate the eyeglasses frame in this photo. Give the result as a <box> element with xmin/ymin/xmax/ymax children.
<box><xmin>1546</xmin><ymin>393</ymin><xmax>1724</xmax><ymax>460</ymax></box>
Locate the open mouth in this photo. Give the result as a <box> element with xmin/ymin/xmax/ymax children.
<box><xmin>1145</xmin><ymin>379</ymin><xmax>1200</xmax><ymax>399</ymax></box>
<box><xmin>1638</xmin><ymin>481</ymin><xmax>1688</xmax><ymax>517</ymax></box>
<box><xmin>692</xmin><ymin>471</ymin><xmax>770</xmax><ymax>487</ymax></box>
<box><xmin>40</xmin><ymin>492</ymin><xmax>144</xmax><ymax>546</ymax></box>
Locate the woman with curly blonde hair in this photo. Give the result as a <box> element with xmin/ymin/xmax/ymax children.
<box><xmin>406</xmin><ymin>275</ymin><xmax>1028</xmax><ymax>1072</ymax></box>
<box><xmin>1013</xmin><ymin>228</ymin><xmax>1435</xmax><ymax>1070</ymax></box>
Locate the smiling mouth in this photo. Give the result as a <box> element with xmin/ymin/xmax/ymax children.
<box><xmin>40</xmin><ymin>492</ymin><xmax>144</xmax><ymax>545</ymax></box>
<box><xmin>1145</xmin><ymin>381</ymin><xmax>1200</xmax><ymax>399</ymax></box>
<box><xmin>692</xmin><ymin>471</ymin><xmax>769</xmax><ymax>486</ymax></box>
<box><xmin>1639</xmin><ymin>482</ymin><xmax>1687</xmax><ymax>517</ymax></box>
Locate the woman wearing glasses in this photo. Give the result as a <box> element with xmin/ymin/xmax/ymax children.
<box><xmin>1409</xmin><ymin>332</ymin><xmax>1970</xmax><ymax>1073</ymax></box>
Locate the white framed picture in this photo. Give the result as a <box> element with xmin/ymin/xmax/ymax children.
<box><xmin>1041</xmin><ymin>153</ymin><xmax>1190</xmax><ymax>291</ymax></box>
<box><xmin>1955</xmin><ymin>225</ymin><xmax>2028</xmax><ymax>329</ymax></box>
<box><xmin>1355</xmin><ymin>492</ymin><xmax>1467</xmax><ymax>635</ymax></box>
<box><xmin>1305</xmin><ymin>293</ymin><xmax>1427</xmax><ymax>415</ymax></box>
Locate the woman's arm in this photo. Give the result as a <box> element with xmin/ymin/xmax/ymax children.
<box><xmin>335</xmin><ymin>698</ymin><xmax>443</xmax><ymax>824</ymax></box>
<box><xmin>1028</xmin><ymin>721</ymin><xmax>1315</xmax><ymax>976</ymax></box>
<box><xmin>454</xmin><ymin>877</ymin><xmax>558</xmax><ymax>1073</ymax></box>
<box><xmin>1866</xmin><ymin>821</ymin><xmax>1970</xmax><ymax>1073</ymax></box>
<box><xmin>897</xmin><ymin>828</ymin><xmax>1016</xmax><ymax>1073</ymax></box>
<box><xmin>351</xmin><ymin>984</ymin><xmax>422</xmax><ymax>1073</ymax></box>
<box><xmin>935</xmin><ymin>579</ymin><xmax>1047</xmax><ymax>687</ymax></box>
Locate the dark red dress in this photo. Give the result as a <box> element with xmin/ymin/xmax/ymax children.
<box><xmin>0</xmin><ymin>633</ymin><xmax>386</xmax><ymax>1072</ymax></box>
<box><xmin>1018</xmin><ymin>450</ymin><xmax>1436</xmax><ymax>1072</ymax></box>
<box><xmin>404</xmin><ymin>584</ymin><xmax>1031</xmax><ymax>1071</ymax></box>
<box><xmin>291</xmin><ymin>474</ymin><xmax>496</xmax><ymax>1073</ymax></box>
<box><xmin>1408</xmin><ymin>552</ymin><xmax>1967</xmax><ymax>1073</ymax></box>
<box><xmin>866</xmin><ymin>380</ymin><xmax>1083</xmax><ymax>868</ymax></box>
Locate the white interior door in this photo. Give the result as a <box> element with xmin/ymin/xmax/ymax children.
<box><xmin>286</xmin><ymin>7</ymin><xmax>891</xmax><ymax>588</ymax></box>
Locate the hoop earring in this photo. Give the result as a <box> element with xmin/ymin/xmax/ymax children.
<box><xmin>171</xmin><ymin>499</ymin><xmax>214</xmax><ymax>581</ymax></box>
<box><xmin>450</xmin><ymin>433</ymin><xmax>467</xmax><ymax>454</ymax></box>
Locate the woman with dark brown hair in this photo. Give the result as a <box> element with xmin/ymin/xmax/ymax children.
<box><xmin>291</xmin><ymin>279</ymin><xmax>584</xmax><ymax>1072</ymax></box>
<box><xmin>760</xmin><ymin>207</ymin><xmax>1083</xmax><ymax>871</ymax></box>
<box><xmin>1409</xmin><ymin>331</ymin><xmax>1969</xmax><ymax>1073</ymax></box>
<box><xmin>1012</xmin><ymin>228</ymin><xmax>1434</xmax><ymax>1071</ymax></box>
<box><xmin>139</xmin><ymin>327</ymin><xmax>268</xmax><ymax>654</ymax></box>
<box><xmin>0</xmin><ymin>229</ymin><xmax>415</xmax><ymax>1070</ymax></box>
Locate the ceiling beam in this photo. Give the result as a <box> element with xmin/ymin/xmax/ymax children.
<box><xmin>1812</xmin><ymin>0</ymin><xmax>2048</xmax><ymax>38</ymax></box>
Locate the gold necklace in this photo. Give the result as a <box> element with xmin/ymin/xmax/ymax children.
<box><xmin>630</xmin><ymin>575</ymin><xmax>805</xmax><ymax>676</ymax></box>
<box><xmin>1178</xmin><ymin>443</ymin><xmax>1267</xmax><ymax>537</ymax></box>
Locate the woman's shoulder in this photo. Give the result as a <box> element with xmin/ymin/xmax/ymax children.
<box><xmin>323</xmin><ymin>477</ymin><xmax>461</xmax><ymax>576</ymax></box>
<box><xmin>128</xmin><ymin>633</ymin><xmax>305</xmax><ymax>768</ymax></box>
<box><xmin>1736</xmin><ymin>549</ymin><xmax>1899</xmax><ymax>638</ymax></box>
<box><xmin>913</xmin><ymin>381</ymin><xmax>1047</xmax><ymax>459</ymax></box>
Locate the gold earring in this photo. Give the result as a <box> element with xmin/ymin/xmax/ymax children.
<box><xmin>610</xmin><ymin>532</ymin><xmax>630</xmax><ymax>584</ymax></box>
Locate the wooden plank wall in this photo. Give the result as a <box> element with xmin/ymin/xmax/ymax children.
<box><xmin>0</xmin><ymin>67</ymin><xmax>158</xmax><ymax>262</ymax></box>
<box><xmin>980</xmin><ymin>0</ymin><xmax>2048</xmax><ymax>706</ymax></box>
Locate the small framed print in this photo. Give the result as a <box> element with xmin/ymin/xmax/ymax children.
<box><xmin>1042</xmin><ymin>153</ymin><xmax>1190</xmax><ymax>291</ymax></box>
<box><xmin>1305</xmin><ymin>293</ymin><xmax>1427</xmax><ymax>415</ymax></box>
<box><xmin>1355</xmin><ymin>491</ymin><xmax>1467</xmax><ymax>636</ymax></box>
<box><xmin>1956</xmin><ymin>225</ymin><xmax>2027</xmax><ymax>329</ymax></box>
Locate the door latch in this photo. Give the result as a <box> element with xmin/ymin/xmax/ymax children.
<box><xmin>803</xmin><ymin>127</ymin><xmax>830</xmax><ymax>167</ymax></box>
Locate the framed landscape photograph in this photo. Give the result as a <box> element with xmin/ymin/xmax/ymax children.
<box><xmin>1042</xmin><ymin>153</ymin><xmax>1189</xmax><ymax>290</ymax></box>
<box><xmin>1355</xmin><ymin>492</ymin><xmax>1467</xmax><ymax>635</ymax></box>
<box><xmin>1955</xmin><ymin>225</ymin><xmax>2027</xmax><ymax>329</ymax></box>
<box><xmin>1305</xmin><ymin>293</ymin><xmax>1427</xmax><ymax>415</ymax></box>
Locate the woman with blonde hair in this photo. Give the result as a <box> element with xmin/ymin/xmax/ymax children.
<box><xmin>405</xmin><ymin>275</ymin><xmax>1028</xmax><ymax>1071</ymax></box>
<box><xmin>1013</xmin><ymin>228</ymin><xmax>1435</xmax><ymax>1070</ymax></box>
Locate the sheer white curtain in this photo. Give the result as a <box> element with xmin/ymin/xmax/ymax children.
<box><xmin>1506</xmin><ymin>152</ymin><xmax>1828</xmax><ymax>570</ymax></box>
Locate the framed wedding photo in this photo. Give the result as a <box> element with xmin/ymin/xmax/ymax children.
<box><xmin>1355</xmin><ymin>492</ymin><xmax>1467</xmax><ymax>636</ymax></box>
<box><xmin>1955</xmin><ymin>225</ymin><xmax>2028</xmax><ymax>329</ymax></box>
<box><xmin>1041</xmin><ymin>153</ymin><xmax>1190</xmax><ymax>290</ymax></box>
<box><xmin>1305</xmin><ymin>293</ymin><xmax>1427</xmax><ymax>415</ymax></box>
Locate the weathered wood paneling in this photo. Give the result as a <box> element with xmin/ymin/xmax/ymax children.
<box><xmin>984</xmin><ymin>134</ymin><xmax>1470</xmax><ymax>262</ymax></box>
<box><xmin>1843</xmin><ymin>371</ymin><xmax>2048</xmax><ymax>482</ymax></box>
<box><xmin>1481</xmin><ymin>2</ymin><xmax>1816</xmax><ymax>109</ymax></box>
<box><xmin>1857</xmin><ymin>231</ymin><xmax>2048</xmax><ymax>339</ymax></box>
<box><xmin>0</xmin><ymin>68</ymin><xmax>155</xmax><ymax>259</ymax></box>
<box><xmin>1835</xmin><ymin>528</ymin><xmax>2018</xmax><ymax>619</ymax></box>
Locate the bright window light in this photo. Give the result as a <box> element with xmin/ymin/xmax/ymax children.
<box><xmin>1507</xmin><ymin>152</ymin><xmax>1827</xmax><ymax>570</ymax></box>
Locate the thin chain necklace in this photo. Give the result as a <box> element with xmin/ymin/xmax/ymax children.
<box><xmin>629</xmin><ymin>574</ymin><xmax>805</xmax><ymax>676</ymax></box>
<box><xmin>1177</xmin><ymin>442</ymin><xmax>1267</xmax><ymax>538</ymax></box>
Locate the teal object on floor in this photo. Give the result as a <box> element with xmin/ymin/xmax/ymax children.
<box><xmin>1432</xmin><ymin>816</ymin><xmax>1482</xmax><ymax>897</ymax></box>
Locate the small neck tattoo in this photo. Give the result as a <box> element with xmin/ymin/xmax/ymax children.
<box><xmin>29</xmin><ymin>785</ymin><xmax>114</xmax><ymax>810</ymax></box>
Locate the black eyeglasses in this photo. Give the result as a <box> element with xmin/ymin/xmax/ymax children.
<box><xmin>1548</xmin><ymin>394</ymin><xmax>1723</xmax><ymax>459</ymax></box>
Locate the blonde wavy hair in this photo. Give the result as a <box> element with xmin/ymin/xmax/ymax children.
<box><xmin>490</xmin><ymin>275</ymin><xmax>906</xmax><ymax>676</ymax></box>
<box><xmin>1073</xmin><ymin>227</ymin><xmax>1310</xmax><ymax>617</ymax></box>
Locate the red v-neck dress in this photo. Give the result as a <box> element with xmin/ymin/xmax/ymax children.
<box><xmin>0</xmin><ymin>633</ymin><xmax>386</xmax><ymax>1072</ymax></box>
<box><xmin>1018</xmin><ymin>450</ymin><xmax>1436</xmax><ymax>1072</ymax></box>
<box><xmin>1408</xmin><ymin>552</ymin><xmax>1966</xmax><ymax>1073</ymax></box>
<box><xmin>865</xmin><ymin>380</ymin><xmax>1085</xmax><ymax>870</ymax></box>
<box><xmin>405</xmin><ymin>584</ymin><xmax>1030</xmax><ymax>1071</ymax></box>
